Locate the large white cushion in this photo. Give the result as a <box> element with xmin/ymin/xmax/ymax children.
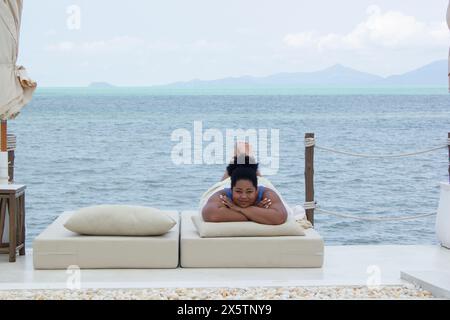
<box><xmin>64</xmin><ymin>205</ymin><xmax>176</xmax><ymax>236</ymax></box>
<box><xmin>34</xmin><ymin>211</ymin><xmax>180</xmax><ymax>269</ymax></box>
<box><xmin>182</xmin><ymin>211</ymin><xmax>323</xmax><ymax>268</ymax></box>
<box><xmin>191</xmin><ymin>214</ymin><xmax>305</xmax><ymax>238</ymax></box>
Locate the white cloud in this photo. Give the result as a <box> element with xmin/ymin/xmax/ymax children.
<box><xmin>146</xmin><ymin>40</ymin><xmax>181</xmax><ymax>51</ymax></box>
<box><xmin>188</xmin><ymin>39</ymin><xmax>233</xmax><ymax>52</ymax></box>
<box><xmin>45</xmin><ymin>41</ymin><xmax>75</xmax><ymax>52</ymax></box>
<box><xmin>45</xmin><ymin>37</ymin><xmax>233</xmax><ymax>55</ymax></box>
<box><xmin>80</xmin><ymin>36</ymin><xmax>145</xmax><ymax>53</ymax></box>
<box><xmin>45</xmin><ymin>36</ymin><xmax>145</xmax><ymax>54</ymax></box>
<box><xmin>283</xmin><ymin>5</ymin><xmax>449</xmax><ymax>51</ymax></box>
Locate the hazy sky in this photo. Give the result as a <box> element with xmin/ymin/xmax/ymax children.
<box><xmin>18</xmin><ymin>0</ymin><xmax>450</xmax><ymax>86</ymax></box>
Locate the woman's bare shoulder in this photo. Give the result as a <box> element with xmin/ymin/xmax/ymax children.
<box><xmin>262</xmin><ymin>187</ymin><xmax>280</xmax><ymax>200</ymax></box>
<box><xmin>207</xmin><ymin>189</ymin><xmax>227</xmax><ymax>202</ymax></box>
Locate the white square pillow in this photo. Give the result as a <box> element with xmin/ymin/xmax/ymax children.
<box><xmin>64</xmin><ymin>205</ymin><xmax>176</xmax><ymax>236</ymax></box>
<box><xmin>191</xmin><ymin>215</ymin><xmax>305</xmax><ymax>238</ymax></box>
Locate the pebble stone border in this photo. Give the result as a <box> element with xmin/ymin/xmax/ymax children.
<box><xmin>0</xmin><ymin>284</ymin><xmax>435</xmax><ymax>300</ymax></box>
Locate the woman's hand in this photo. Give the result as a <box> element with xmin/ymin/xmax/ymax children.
<box><xmin>256</xmin><ymin>197</ymin><xmax>272</xmax><ymax>209</ymax></box>
<box><xmin>219</xmin><ymin>195</ymin><xmax>242</xmax><ymax>213</ymax></box>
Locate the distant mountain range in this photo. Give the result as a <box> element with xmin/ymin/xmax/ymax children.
<box><xmin>156</xmin><ymin>60</ymin><xmax>448</xmax><ymax>88</ymax></box>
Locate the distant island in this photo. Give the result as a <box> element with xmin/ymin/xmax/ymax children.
<box><xmin>81</xmin><ymin>60</ymin><xmax>448</xmax><ymax>90</ymax></box>
<box><xmin>88</xmin><ymin>82</ymin><xmax>115</xmax><ymax>88</ymax></box>
<box><xmin>154</xmin><ymin>60</ymin><xmax>448</xmax><ymax>88</ymax></box>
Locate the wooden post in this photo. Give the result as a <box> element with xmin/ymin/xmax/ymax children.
<box><xmin>305</xmin><ymin>133</ymin><xmax>315</xmax><ymax>225</ymax></box>
<box><xmin>0</xmin><ymin>121</ymin><xmax>6</xmax><ymax>152</ymax></box>
<box><xmin>19</xmin><ymin>192</ymin><xmax>25</xmax><ymax>255</ymax></box>
<box><xmin>8</xmin><ymin>150</ymin><xmax>14</xmax><ymax>183</ymax></box>
<box><xmin>8</xmin><ymin>193</ymin><xmax>16</xmax><ymax>262</ymax></box>
<box><xmin>0</xmin><ymin>199</ymin><xmax>5</xmax><ymax>248</ymax></box>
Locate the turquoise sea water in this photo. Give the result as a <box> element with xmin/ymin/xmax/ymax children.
<box><xmin>7</xmin><ymin>87</ymin><xmax>450</xmax><ymax>247</ymax></box>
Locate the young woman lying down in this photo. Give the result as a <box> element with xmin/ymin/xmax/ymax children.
<box><xmin>201</xmin><ymin>155</ymin><xmax>288</xmax><ymax>225</ymax></box>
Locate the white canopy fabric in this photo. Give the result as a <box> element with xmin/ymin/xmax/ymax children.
<box><xmin>447</xmin><ymin>1</ymin><xmax>450</xmax><ymax>91</ymax></box>
<box><xmin>448</xmin><ymin>1</ymin><xmax>450</xmax><ymax>32</ymax></box>
<box><xmin>0</xmin><ymin>0</ymin><xmax>36</xmax><ymax>120</ymax></box>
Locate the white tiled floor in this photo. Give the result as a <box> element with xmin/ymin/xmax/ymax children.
<box><xmin>401</xmin><ymin>270</ymin><xmax>450</xmax><ymax>298</ymax></box>
<box><xmin>1</xmin><ymin>245</ymin><xmax>450</xmax><ymax>291</ymax></box>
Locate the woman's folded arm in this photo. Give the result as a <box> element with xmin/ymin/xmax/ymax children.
<box><xmin>239</xmin><ymin>190</ymin><xmax>287</xmax><ymax>225</ymax></box>
<box><xmin>238</xmin><ymin>206</ymin><xmax>287</xmax><ymax>225</ymax></box>
<box><xmin>202</xmin><ymin>195</ymin><xmax>249</xmax><ymax>222</ymax></box>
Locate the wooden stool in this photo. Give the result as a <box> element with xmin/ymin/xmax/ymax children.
<box><xmin>0</xmin><ymin>184</ymin><xmax>26</xmax><ymax>262</ymax></box>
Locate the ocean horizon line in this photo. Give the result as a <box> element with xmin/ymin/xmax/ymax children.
<box><xmin>34</xmin><ymin>86</ymin><xmax>449</xmax><ymax>96</ymax></box>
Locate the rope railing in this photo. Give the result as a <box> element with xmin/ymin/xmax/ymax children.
<box><xmin>303</xmin><ymin>133</ymin><xmax>450</xmax><ymax>225</ymax></box>
<box><xmin>316</xmin><ymin>207</ymin><xmax>435</xmax><ymax>221</ymax></box>
<box><xmin>303</xmin><ymin>201</ymin><xmax>435</xmax><ymax>221</ymax></box>
<box><xmin>304</xmin><ymin>137</ymin><xmax>449</xmax><ymax>158</ymax></box>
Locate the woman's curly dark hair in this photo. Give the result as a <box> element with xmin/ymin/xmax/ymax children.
<box><xmin>226</xmin><ymin>155</ymin><xmax>259</xmax><ymax>188</ymax></box>
<box><xmin>226</xmin><ymin>155</ymin><xmax>258</xmax><ymax>176</ymax></box>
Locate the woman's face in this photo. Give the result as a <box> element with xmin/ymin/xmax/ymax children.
<box><xmin>231</xmin><ymin>179</ymin><xmax>258</xmax><ymax>208</ymax></box>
